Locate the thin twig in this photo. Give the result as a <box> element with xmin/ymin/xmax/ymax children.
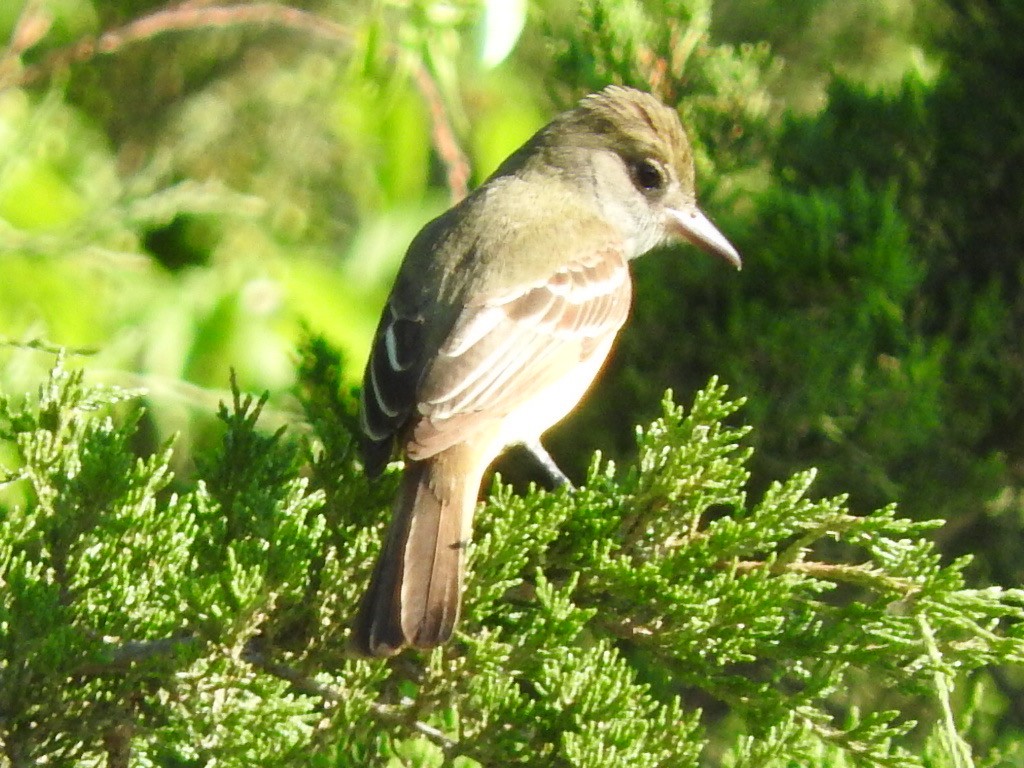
<box><xmin>411</xmin><ymin>64</ymin><xmax>471</xmax><ymax>203</ymax></box>
<box><xmin>5</xmin><ymin>0</ymin><xmax>52</xmax><ymax>58</ymax></box>
<box><xmin>376</xmin><ymin>705</ymin><xmax>458</xmax><ymax>755</ymax></box>
<box><xmin>14</xmin><ymin>2</ymin><xmax>353</xmax><ymax>89</ymax></box>
<box><xmin>917</xmin><ymin>614</ymin><xmax>976</xmax><ymax>768</ymax></box>
<box><xmin>243</xmin><ymin>647</ymin><xmax>458</xmax><ymax>752</ymax></box>
<box><xmin>731</xmin><ymin>559</ymin><xmax>920</xmax><ymax>595</ymax></box>
<box><xmin>240</xmin><ymin>645</ymin><xmax>342</xmax><ymax>702</ymax></box>
<box><xmin>72</xmin><ymin>636</ymin><xmax>196</xmax><ymax>676</ymax></box>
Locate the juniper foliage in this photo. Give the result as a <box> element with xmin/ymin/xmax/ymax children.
<box><xmin>0</xmin><ymin>346</ymin><xmax>1021</xmax><ymax>766</ymax></box>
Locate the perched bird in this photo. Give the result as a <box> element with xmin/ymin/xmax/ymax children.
<box><xmin>351</xmin><ymin>85</ymin><xmax>741</xmax><ymax>657</ymax></box>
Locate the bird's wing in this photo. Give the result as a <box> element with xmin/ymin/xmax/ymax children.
<box><xmin>360</xmin><ymin>295</ymin><xmax>431</xmax><ymax>477</ymax></box>
<box><xmin>360</xmin><ymin>242</ymin><xmax>632</xmax><ymax>472</ymax></box>
<box><xmin>407</xmin><ymin>245</ymin><xmax>632</xmax><ymax>459</ymax></box>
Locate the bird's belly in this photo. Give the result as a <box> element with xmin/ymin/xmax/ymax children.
<box><xmin>487</xmin><ymin>336</ymin><xmax>616</xmax><ymax>460</ymax></box>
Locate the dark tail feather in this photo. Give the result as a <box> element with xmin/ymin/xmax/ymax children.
<box><xmin>350</xmin><ymin>448</ymin><xmax>481</xmax><ymax>657</ymax></box>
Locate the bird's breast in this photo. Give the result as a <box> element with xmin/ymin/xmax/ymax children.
<box><xmin>485</xmin><ymin>333</ymin><xmax>619</xmax><ymax>461</ymax></box>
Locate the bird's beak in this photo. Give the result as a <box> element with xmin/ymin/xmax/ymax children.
<box><xmin>666</xmin><ymin>205</ymin><xmax>742</xmax><ymax>270</ymax></box>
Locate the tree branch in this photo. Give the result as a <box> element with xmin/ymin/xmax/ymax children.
<box><xmin>241</xmin><ymin>646</ymin><xmax>459</xmax><ymax>753</ymax></box>
<box><xmin>731</xmin><ymin>559</ymin><xmax>920</xmax><ymax>595</ymax></box>
<box><xmin>102</xmin><ymin>721</ymin><xmax>133</xmax><ymax>768</ymax></box>
<box><xmin>72</xmin><ymin>635</ymin><xmax>197</xmax><ymax>676</ymax></box>
<box><xmin>4</xmin><ymin>1</ymin><xmax>473</xmax><ymax>203</ymax></box>
<box><xmin>74</xmin><ymin>634</ymin><xmax>460</xmax><ymax>755</ymax></box>
<box><xmin>12</xmin><ymin>2</ymin><xmax>352</xmax><ymax>90</ymax></box>
<box><xmin>411</xmin><ymin>64</ymin><xmax>471</xmax><ymax>203</ymax></box>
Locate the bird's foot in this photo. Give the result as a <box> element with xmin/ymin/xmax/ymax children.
<box><xmin>520</xmin><ymin>439</ymin><xmax>574</xmax><ymax>490</ymax></box>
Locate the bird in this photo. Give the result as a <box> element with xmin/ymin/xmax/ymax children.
<box><xmin>350</xmin><ymin>85</ymin><xmax>741</xmax><ymax>657</ymax></box>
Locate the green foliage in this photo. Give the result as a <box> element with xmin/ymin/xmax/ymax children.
<box><xmin>712</xmin><ymin>0</ymin><xmax>937</xmax><ymax>112</ymax></box>
<box><xmin>572</xmin><ymin>11</ymin><xmax>1024</xmax><ymax>598</ymax></box>
<box><xmin>1</xmin><ymin>352</ymin><xmax>1021</xmax><ymax>765</ymax></box>
<box><xmin>538</xmin><ymin>0</ymin><xmax>775</xmax><ymax>191</ymax></box>
<box><xmin>1</xmin><ymin>0</ymin><xmax>1023</xmax><ymax>763</ymax></box>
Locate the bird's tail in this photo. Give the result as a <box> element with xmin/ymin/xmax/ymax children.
<box><xmin>350</xmin><ymin>446</ymin><xmax>483</xmax><ymax>657</ymax></box>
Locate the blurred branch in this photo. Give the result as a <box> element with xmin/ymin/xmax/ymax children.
<box><xmin>0</xmin><ymin>337</ymin><xmax>97</xmax><ymax>356</ymax></box>
<box><xmin>102</xmin><ymin>722</ymin><xmax>133</xmax><ymax>768</ymax></box>
<box><xmin>412</xmin><ymin>64</ymin><xmax>471</xmax><ymax>203</ymax></box>
<box><xmin>0</xmin><ymin>0</ymin><xmax>50</xmax><ymax>85</ymax></box>
<box><xmin>12</xmin><ymin>2</ymin><xmax>352</xmax><ymax>91</ymax></box>
<box><xmin>4</xmin><ymin>0</ymin><xmax>52</xmax><ymax>58</ymax></box>
<box><xmin>4</xmin><ymin>0</ymin><xmax>472</xmax><ymax>205</ymax></box>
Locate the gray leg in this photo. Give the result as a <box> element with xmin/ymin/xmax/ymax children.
<box><xmin>520</xmin><ymin>439</ymin><xmax>574</xmax><ymax>489</ymax></box>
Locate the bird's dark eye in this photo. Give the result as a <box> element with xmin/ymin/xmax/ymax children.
<box><xmin>631</xmin><ymin>158</ymin><xmax>665</xmax><ymax>192</ymax></box>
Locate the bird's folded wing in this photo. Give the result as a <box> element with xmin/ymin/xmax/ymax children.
<box><xmin>408</xmin><ymin>246</ymin><xmax>632</xmax><ymax>457</ymax></box>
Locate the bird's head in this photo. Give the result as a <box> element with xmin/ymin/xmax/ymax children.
<box><xmin>546</xmin><ymin>86</ymin><xmax>741</xmax><ymax>268</ymax></box>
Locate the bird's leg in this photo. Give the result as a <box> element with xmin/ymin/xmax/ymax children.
<box><xmin>520</xmin><ymin>439</ymin><xmax>574</xmax><ymax>489</ymax></box>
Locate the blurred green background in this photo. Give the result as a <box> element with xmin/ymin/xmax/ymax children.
<box><xmin>0</xmin><ymin>0</ymin><xmax>1021</xmax><ymax>728</ymax></box>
